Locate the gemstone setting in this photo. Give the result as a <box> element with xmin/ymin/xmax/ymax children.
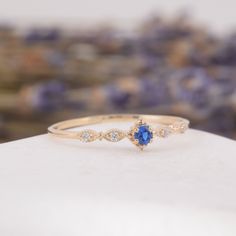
<box><xmin>104</xmin><ymin>129</ymin><xmax>126</xmax><ymax>142</ymax></box>
<box><xmin>158</xmin><ymin>128</ymin><xmax>171</xmax><ymax>138</ymax></box>
<box><xmin>128</xmin><ymin>120</ymin><xmax>154</xmax><ymax>149</ymax></box>
<box><xmin>134</xmin><ymin>125</ymin><xmax>153</xmax><ymax>145</ymax></box>
<box><xmin>79</xmin><ymin>129</ymin><xmax>99</xmax><ymax>142</ymax></box>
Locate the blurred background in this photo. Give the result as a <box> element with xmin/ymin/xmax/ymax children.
<box><xmin>0</xmin><ymin>0</ymin><xmax>236</xmax><ymax>143</ymax></box>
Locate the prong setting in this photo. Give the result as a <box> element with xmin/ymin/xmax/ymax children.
<box><xmin>78</xmin><ymin>129</ymin><xmax>99</xmax><ymax>142</ymax></box>
<box><xmin>103</xmin><ymin>129</ymin><xmax>126</xmax><ymax>142</ymax></box>
<box><xmin>128</xmin><ymin>119</ymin><xmax>154</xmax><ymax>149</ymax></box>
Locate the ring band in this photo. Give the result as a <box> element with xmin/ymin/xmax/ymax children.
<box><xmin>48</xmin><ymin>114</ymin><xmax>190</xmax><ymax>150</ymax></box>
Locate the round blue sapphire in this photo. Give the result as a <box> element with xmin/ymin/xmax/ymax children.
<box><xmin>134</xmin><ymin>125</ymin><xmax>153</xmax><ymax>145</ymax></box>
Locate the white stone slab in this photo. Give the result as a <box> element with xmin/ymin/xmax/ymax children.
<box><xmin>0</xmin><ymin>127</ymin><xmax>236</xmax><ymax>236</ymax></box>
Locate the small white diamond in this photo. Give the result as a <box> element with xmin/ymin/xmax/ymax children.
<box><xmin>104</xmin><ymin>129</ymin><xmax>125</xmax><ymax>142</ymax></box>
<box><xmin>159</xmin><ymin>128</ymin><xmax>171</xmax><ymax>138</ymax></box>
<box><xmin>81</xmin><ymin>131</ymin><xmax>91</xmax><ymax>142</ymax></box>
<box><xmin>109</xmin><ymin>131</ymin><xmax>119</xmax><ymax>142</ymax></box>
<box><xmin>79</xmin><ymin>130</ymin><xmax>98</xmax><ymax>142</ymax></box>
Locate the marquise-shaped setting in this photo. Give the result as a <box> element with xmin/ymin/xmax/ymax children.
<box><xmin>169</xmin><ymin>122</ymin><xmax>188</xmax><ymax>134</ymax></box>
<box><xmin>157</xmin><ymin>127</ymin><xmax>171</xmax><ymax>138</ymax></box>
<box><xmin>103</xmin><ymin>129</ymin><xmax>126</xmax><ymax>142</ymax></box>
<box><xmin>78</xmin><ymin>129</ymin><xmax>99</xmax><ymax>142</ymax></box>
<box><xmin>128</xmin><ymin>119</ymin><xmax>154</xmax><ymax>150</ymax></box>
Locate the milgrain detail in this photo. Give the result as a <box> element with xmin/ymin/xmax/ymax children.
<box><xmin>78</xmin><ymin>129</ymin><xmax>99</xmax><ymax>142</ymax></box>
<box><xmin>77</xmin><ymin>129</ymin><xmax>127</xmax><ymax>142</ymax></box>
<box><xmin>103</xmin><ymin>129</ymin><xmax>126</xmax><ymax>142</ymax></box>
<box><xmin>169</xmin><ymin>122</ymin><xmax>189</xmax><ymax>134</ymax></box>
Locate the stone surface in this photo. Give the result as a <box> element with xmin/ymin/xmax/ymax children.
<box><xmin>0</xmin><ymin>128</ymin><xmax>236</xmax><ymax>236</ymax></box>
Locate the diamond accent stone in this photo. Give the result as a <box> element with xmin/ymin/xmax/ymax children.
<box><xmin>158</xmin><ymin>128</ymin><xmax>171</xmax><ymax>138</ymax></box>
<box><xmin>169</xmin><ymin>122</ymin><xmax>188</xmax><ymax>133</ymax></box>
<box><xmin>104</xmin><ymin>129</ymin><xmax>125</xmax><ymax>142</ymax></box>
<box><xmin>79</xmin><ymin>130</ymin><xmax>98</xmax><ymax>142</ymax></box>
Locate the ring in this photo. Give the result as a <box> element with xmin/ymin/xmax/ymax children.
<box><xmin>48</xmin><ymin>114</ymin><xmax>190</xmax><ymax>150</ymax></box>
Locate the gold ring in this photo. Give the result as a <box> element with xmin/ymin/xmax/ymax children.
<box><xmin>48</xmin><ymin>114</ymin><xmax>190</xmax><ymax>150</ymax></box>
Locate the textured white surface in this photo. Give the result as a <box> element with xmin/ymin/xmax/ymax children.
<box><xmin>0</xmin><ymin>127</ymin><xmax>236</xmax><ymax>236</ymax></box>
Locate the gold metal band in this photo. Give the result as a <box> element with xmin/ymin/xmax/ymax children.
<box><xmin>48</xmin><ymin>114</ymin><xmax>190</xmax><ymax>149</ymax></box>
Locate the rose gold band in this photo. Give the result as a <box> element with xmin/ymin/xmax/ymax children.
<box><xmin>48</xmin><ymin>114</ymin><xmax>190</xmax><ymax>149</ymax></box>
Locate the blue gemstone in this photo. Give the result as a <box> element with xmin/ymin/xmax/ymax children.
<box><xmin>134</xmin><ymin>125</ymin><xmax>153</xmax><ymax>145</ymax></box>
